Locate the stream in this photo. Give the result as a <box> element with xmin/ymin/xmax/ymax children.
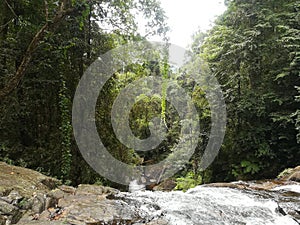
<box><xmin>122</xmin><ymin>183</ymin><xmax>300</xmax><ymax>225</ymax></box>
<box><xmin>1</xmin><ymin>162</ymin><xmax>299</xmax><ymax>225</ymax></box>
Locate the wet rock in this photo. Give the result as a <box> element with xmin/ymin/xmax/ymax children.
<box><xmin>287</xmin><ymin>171</ymin><xmax>300</xmax><ymax>182</ymax></box>
<box><xmin>152</xmin><ymin>179</ymin><xmax>176</xmax><ymax>191</ymax></box>
<box><xmin>144</xmin><ymin>219</ymin><xmax>170</xmax><ymax>225</ymax></box>
<box><xmin>203</xmin><ymin>182</ymin><xmax>249</xmax><ymax>189</ymax></box>
<box><xmin>278</xmin><ymin>166</ymin><xmax>300</xmax><ymax>182</ymax></box>
<box><xmin>204</xmin><ymin>179</ymin><xmax>298</xmax><ymax>192</ymax></box>
<box><xmin>134</xmin><ymin>219</ymin><xmax>170</xmax><ymax>225</ymax></box>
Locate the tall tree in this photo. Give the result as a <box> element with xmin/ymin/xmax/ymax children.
<box><xmin>197</xmin><ymin>0</ymin><xmax>300</xmax><ymax>180</ymax></box>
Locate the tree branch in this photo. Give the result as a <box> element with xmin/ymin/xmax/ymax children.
<box><xmin>45</xmin><ymin>0</ymin><xmax>49</xmax><ymax>21</ymax></box>
<box><xmin>4</xmin><ymin>0</ymin><xmax>18</xmax><ymax>19</ymax></box>
<box><xmin>0</xmin><ymin>5</ymin><xmax>76</xmax><ymax>100</ymax></box>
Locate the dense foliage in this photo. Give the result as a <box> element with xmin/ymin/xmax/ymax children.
<box><xmin>194</xmin><ymin>0</ymin><xmax>300</xmax><ymax>181</ymax></box>
<box><xmin>0</xmin><ymin>0</ymin><xmax>299</xmax><ymax>188</ymax></box>
<box><xmin>0</xmin><ymin>0</ymin><xmax>168</xmax><ymax>186</ymax></box>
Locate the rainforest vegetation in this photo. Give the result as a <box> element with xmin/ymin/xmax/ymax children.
<box><xmin>0</xmin><ymin>0</ymin><xmax>299</xmax><ymax>189</ymax></box>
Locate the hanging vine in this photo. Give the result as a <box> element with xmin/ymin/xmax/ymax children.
<box><xmin>59</xmin><ymin>74</ymin><xmax>72</xmax><ymax>183</ymax></box>
<box><xmin>160</xmin><ymin>42</ymin><xmax>170</xmax><ymax>127</ymax></box>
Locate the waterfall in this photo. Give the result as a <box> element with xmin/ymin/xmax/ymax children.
<box><xmin>128</xmin><ymin>180</ymin><xmax>146</xmax><ymax>193</ymax></box>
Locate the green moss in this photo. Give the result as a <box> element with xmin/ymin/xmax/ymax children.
<box><xmin>277</xmin><ymin>168</ymin><xmax>293</xmax><ymax>179</ymax></box>
<box><xmin>175</xmin><ymin>171</ymin><xmax>202</xmax><ymax>192</ymax></box>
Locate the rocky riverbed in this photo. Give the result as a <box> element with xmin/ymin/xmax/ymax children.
<box><xmin>0</xmin><ymin>162</ymin><xmax>299</xmax><ymax>225</ymax></box>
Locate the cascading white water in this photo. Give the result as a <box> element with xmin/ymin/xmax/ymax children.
<box><xmin>272</xmin><ymin>184</ymin><xmax>300</xmax><ymax>193</ymax></box>
<box><xmin>122</xmin><ymin>185</ymin><xmax>300</xmax><ymax>225</ymax></box>
<box><xmin>128</xmin><ymin>180</ymin><xmax>146</xmax><ymax>193</ymax></box>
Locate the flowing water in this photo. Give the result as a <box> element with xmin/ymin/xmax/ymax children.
<box><xmin>122</xmin><ymin>183</ymin><xmax>300</xmax><ymax>225</ymax></box>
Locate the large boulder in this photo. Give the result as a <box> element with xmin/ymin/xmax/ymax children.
<box><xmin>18</xmin><ymin>183</ymin><xmax>159</xmax><ymax>225</ymax></box>
<box><xmin>0</xmin><ymin>162</ymin><xmax>167</xmax><ymax>224</ymax></box>
<box><xmin>279</xmin><ymin>166</ymin><xmax>300</xmax><ymax>182</ymax></box>
<box><xmin>0</xmin><ymin>162</ymin><xmax>61</xmax><ymax>225</ymax></box>
<box><xmin>0</xmin><ymin>162</ymin><xmax>60</xmax><ymax>198</ymax></box>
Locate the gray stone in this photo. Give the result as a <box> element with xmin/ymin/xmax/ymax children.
<box><xmin>47</xmin><ymin>189</ymin><xmax>66</xmax><ymax>201</ymax></box>
<box><xmin>0</xmin><ymin>162</ymin><xmax>60</xmax><ymax>199</ymax></box>
<box><xmin>0</xmin><ymin>190</ymin><xmax>23</xmax><ymax>205</ymax></box>
<box><xmin>145</xmin><ymin>219</ymin><xmax>170</xmax><ymax>225</ymax></box>
<box><xmin>59</xmin><ymin>195</ymin><xmax>140</xmax><ymax>224</ymax></box>
<box><xmin>31</xmin><ymin>193</ymin><xmax>46</xmax><ymax>213</ymax></box>
<box><xmin>18</xmin><ymin>222</ymin><xmax>67</xmax><ymax>225</ymax></box>
<box><xmin>0</xmin><ymin>199</ymin><xmax>23</xmax><ymax>224</ymax></box>
<box><xmin>75</xmin><ymin>184</ymin><xmax>105</xmax><ymax>196</ymax></box>
<box><xmin>57</xmin><ymin>185</ymin><xmax>76</xmax><ymax>194</ymax></box>
<box><xmin>0</xmin><ymin>200</ymin><xmax>18</xmax><ymax>215</ymax></box>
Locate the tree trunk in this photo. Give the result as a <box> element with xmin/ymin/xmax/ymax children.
<box><xmin>0</xmin><ymin>4</ymin><xmax>75</xmax><ymax>101</ymax></box>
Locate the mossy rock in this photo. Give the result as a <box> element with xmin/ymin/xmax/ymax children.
<box><xmin>0</xmin><ymin>162</ymin><xmax>61</xmax><ymax>198</ymax></box>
